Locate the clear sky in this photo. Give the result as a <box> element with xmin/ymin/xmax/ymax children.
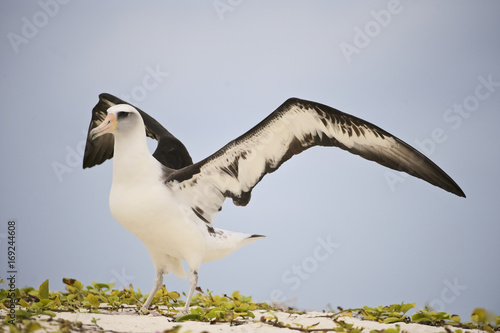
<box><xmin>1</xmin><ymin>1</ymin><xmax>499</xmax><ymax>319</ymax></box>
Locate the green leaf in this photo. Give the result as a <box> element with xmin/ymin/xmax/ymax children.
<box><xmin>63</xmin><ymin>278</ymin><xmax>83</xmax><ymax>292</ymax></box>
<box><xmin>175</xmin><ymin>313</ymin><xmax>202</xmax><ymax>322</ymax></box>
<box><xmin>27</xmin><ymin>289</ymin><xmax>38</xmax><ymax>298</ymax></box>
<box><xmin>26</xmin><ymin>322</ymin><xmax>42</xmax><ymax>333</ymax></box>
<box><xmin>85</xmin><ymin>294</ymin><xmax>100</xmax><ymax>308</ymax></box>
<box><xmin>163</xmin><ymin>326</ymin><xmax>182</xmax><ymax>333</ymax></box>
<box><xmin>15</xmin><ymin>309</ymin><xmax>33</xmax><ymax>319</ymax></box>
<box><xmin>92</xmin><ymin>282</ymin><xmax>114</xmax><ymax>290</ymax></box>
<box><xmin>335</xmin><ymin>320</ymin><xmax>355</xmax><ymax>330</ymax></box>
<box><xmin>167</xmin><ymin>291</ymin><xmax>181</xmax><ymax>299</ymax></box>
<box><xmin>39</xmin><ymin>299</ymin><xmax>53</xmax><ymax>306</ymax></box>
<box><xmin>19</xmin><ymin>299</ymin><xmax>30</xmax><ymax>308</ymax></box>
<box><xmin>206</xmin><ymin>307</ymin><xmax>226</xmax><ymax>319</ymax></box>
<box><xmin>400</xmin><ymin>303</ymin><xmax>416</xmax><ymax>314</ymax></box>
<box><xmin>40</xmin><ymin>310</ymin><xmax>56</xmax><ymax>317</ymax></box>
<box><xmin>190</xmin><ymin>307</ymin><xmax>204</xmax><ymax>315</ymax></box>
<box><xmin>383</xmin><ymin>317</ymin><xmax>403</xmax><ymax>324</ymax></box>
<box><xmin>384</xmin><ymin>326</ymin><xmax>401</xmax><ymax>333</ymax></box>
<box><xmin>471</xmin><ymin>308</ymin><xmax>486</xmax><ymax>323</ymax></box>
<box><xmin>39</xmin><ymin>279</ymin><xmax>49</xmax><ymax>300</ymax></box>
<box><xmin>235</xmin><ymin>303</ymin><xmax>250</xmax><ymax>311</ymax></box>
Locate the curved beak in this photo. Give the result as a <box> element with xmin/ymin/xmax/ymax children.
<box><xmin>90</xmin><ymin>113</ymin><xmax>117</xmax><ymax>140</ymax></box>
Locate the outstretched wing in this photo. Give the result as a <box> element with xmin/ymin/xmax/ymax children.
<box><xmin>166</xmin><ymin>98</ymin><xmax>465</xmax><ymax>225</ymax></box>
<box><xmin>83</xmin><ymin>93</ymin><xmax>193</xmax><ymax>169</ymax></box>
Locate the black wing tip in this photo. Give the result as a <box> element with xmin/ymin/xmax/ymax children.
<box><xmin>82</xmin><ymin>152</ymin><xmax>108</xmax><ymax>169</ymax></box>
<box><xmin>82</xmin><ymin>157</ymin><xmax>107</xmax><ymax>169</ymax></box>
<box><xmin>98</xmin><ymin>92</ymin><xmax>120</xmax><ymax>103</ymax></box>
<box><xmin>284</xmin><ymin>97</ymin><xmax>468</xmax><ymax>199</ymax></box>
<box><xmin>437</xmin><ymin>179</ymin><xmax>465</xmax><ymax>197</ymax></box>
<box><xmin>448</xmin><ymin>171</ymin><xmax>466</xmax><ymax>197</ymax></box>
<box><xmin>451</xmin><ymin>186</ymin><xmax>466</xmax><ymax>198</ymax></box>
<box><xmin>98</xmin><ymin>93</ymin><xmax>134</xmax><ymax>108</ymax></box>
<box><xmin>283</xmin><ymin>97</ymin><xmax>326</xmax><ymax>107</ymax></box>
<box><xmin>82</xmin><ymin>159</ymin><xmax>94</xmax><ymax>169</ymax></box>
<box><xmin>282</xmin><ymin>97</ymin><xmax>311</xmax><ymax>109</ymax></box>
<box><xmin>416</xmin><ymin>168</ymin><xmax>466</xmax><ymax>198</ymax></box>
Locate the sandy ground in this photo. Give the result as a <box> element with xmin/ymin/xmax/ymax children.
<box><xmin>2</xmin><ymin>307</ymin><xmax>488</xmax><ymax>333</ymax></box>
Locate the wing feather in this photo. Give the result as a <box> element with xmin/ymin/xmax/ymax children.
<box><xmin>83</xmin><ymin>93</ymin><xmax>193</xmax><ymax>169</ymax></box>
<box><xmin>166</xmin><ymin>98</ymin><xmax>465</xmax><ymax>224</ymax></box>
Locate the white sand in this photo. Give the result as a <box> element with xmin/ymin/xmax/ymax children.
<box><xmin>3</xmin><ymin>307</ymin><xmax>488</xmax><ymax>333</ymax></box>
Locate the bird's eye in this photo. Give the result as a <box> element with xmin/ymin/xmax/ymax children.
<box><xmin>117</xmin><ymin>111</ymin><xmax>129</xmax><ymax>119</ymax></box>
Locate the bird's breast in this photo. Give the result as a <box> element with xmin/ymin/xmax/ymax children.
<box><xmin>108</xmin><ymin>180</ymin><xmax>206</xmax><ymax>260</ymax></box>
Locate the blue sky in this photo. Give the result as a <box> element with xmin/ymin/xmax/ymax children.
<box><xmin>1</xmin><ymin>1</ymin><xmax>499</xmax><ymax>318</ymax></box>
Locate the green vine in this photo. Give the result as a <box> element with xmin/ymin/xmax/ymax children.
<box><xmin>0</xmin><ymin>279</ymin><xmax>498</xmax><ymax>333</ymax></box>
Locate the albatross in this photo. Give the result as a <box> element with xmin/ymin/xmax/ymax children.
<box><xmin>83</xmin><ymin>93</ymin><xmax>465</xmax><ymax>314</ymax></box>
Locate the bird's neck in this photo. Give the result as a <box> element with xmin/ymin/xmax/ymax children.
<box><xmin>111</xmin><ymin>128</ymin><xmax>161</xmax><ymax>184</ymax></box>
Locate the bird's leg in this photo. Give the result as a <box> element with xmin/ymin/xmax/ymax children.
<box><xmin>140</xmin><ymin>269</ymin><xmax>163</xmax><ymax>314</ymax></box>
<box><xmin>182</xmin><ymin>269</ymin><xmax>198</xmax><ymax>314</ymax></box>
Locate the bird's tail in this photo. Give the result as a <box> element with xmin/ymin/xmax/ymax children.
<box><xmin>202</xmin><ymin>230</ymin><xmax>265</xmax><ymax>263</ymax></box>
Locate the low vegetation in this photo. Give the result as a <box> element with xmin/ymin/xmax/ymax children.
<box><xmin>0</xmin><ymin>279</ymin><xmax>498</xmax><ymax>332</ymax></box>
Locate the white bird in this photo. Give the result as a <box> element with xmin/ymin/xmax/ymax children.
<box><xmin>83</xmin><ymin>93</ymin><xmax>465</xmax><ymax>314</ymax></box>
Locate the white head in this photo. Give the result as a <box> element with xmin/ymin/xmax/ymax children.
<box><xmin>90</xmin><ymin>104</ymin><xmax>143</xmax><ymax>140</ymax></box>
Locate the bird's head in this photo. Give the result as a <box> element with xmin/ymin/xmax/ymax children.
<box><xmin>90</xmin><ymin>104</ymin><xmax>142</xmax><ymax>140</ymax></box>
